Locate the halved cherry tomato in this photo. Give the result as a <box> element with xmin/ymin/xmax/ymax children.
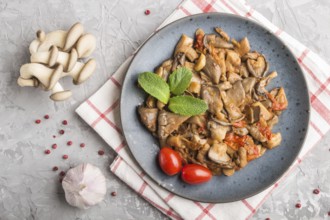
<box><xmin>181</xmin><ymin>164</ymin><xmax>212</xmax><ymax>185</ymax></box>
<box><xmin>158</xmin><ymin>147</ymin><xmax>182</xmax><ymax>176</ymax></box>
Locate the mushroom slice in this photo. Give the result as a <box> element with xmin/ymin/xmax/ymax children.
<box><xmin>239</xmin><ymin>63</ymin><xmax>249</xmax><ymax>78</ymax></box>
<box><xmin>174</xmin><ymin>34</ymin><xmax>198</xmax><ymax>62</ymax></box>
<box><xmin>220</xmin><ymin>90</ymin><xmax>244</xmax><ymax>121</ymax></box>
<box><xmin>214</xmin><ymin>37</ymin><xmax>234</xmax><ymax>49</ymax></box>
<box><xmin>223</xmin><ymin>168</ymin><xmax>235</xmax><ymax>176</ymax></box>
<box><xmin>248</xmin><ymin>124</ymin><xmax>267</xmax><ymax>142</ymax></box>
<box><xmin>197</xmin><ymin>144</ymin><xmax>211</xmax><ymax>164</ymax></box>
<box><xmin>252</xmin><ymin>102</ymin><xmax>273</xmax><ymax>121</ymax></box>
<box><xmin>227</xmin><ymin>72</ymin><xmax>242</xmax><ymax>84</ymax></box>
<box><xmin>241</xmin><ymin>51</ymin><xmax>260</xmax><ymax>61</ymax></box>
<box><xmin>166</xmin><ymin>135</ymin><xmax>187</xmax><ymax>148</ymax></box>
<box><xmin>225</xmin><ymin>50</ymin><xmax>241</xmax><ymax>73</ymax></box>
<box><xmin>245</xmin><ymin>105</ymin><xmax>260</xmax><ymax>124</ymax></box>
<box><xmin>238</xmin><ymin>147</ymin><xmax>248</xmax><ymax>168</ymax></box>
<box><xmin>155</xmin><ymin>59</ymin><xmax>172</xmax><ymax>81</ymax></box>
<box><xmin>201</xmin><ymin>85</ymin><xmax>223</xmax><ymax>118</ymax></box>
<box><xmin>255</xmin><ymin>71</ymin><xmax>278</xmax><ymax>95</ymax></box>
<box><xmin>233</xmin><ymin>127</ymin><xmax>249</xmax><ymax>136</ymax></box>
<box><xmin>138</xmin><ymin>107</ymin><xmax>159</xmax><ymax>134</ymax></box>
<box><xmin>189</xmin><ymin>135</ymin><xmax>208</xmax><ymax>150</ymax></box>
<box><xmin>188</xmin><ymin>115</ymin><xmax>207</xmax><ymax>128</ymax></box>
<box><xmin>210</xmin><ymin>115</ymin><xmax>232</xmax><ymax>126</ymax></box>
<box><xmin>146</xmin><ymin>96</ymin><xmax>156</xmax><ymax>108</ymax></box>
<box><xmin>208</xmin><ymin>121</ymin><xmax>230</xmax><ymax>142</ymax></box>
<box><xmin>235</xmin><ymin>37</ymin><xmax>250</xmax><ymax>56</ymax></box>
<box><xmin>157</xmin><ymin>110</ymin><xmax>190</xmax><ymax>143</ymax></box>
<box><xmin>272</xmin><ymin>87</ymin><xmax>288</xmax><ymax>111</ymax></box>
<box><xmin>184</xmin><ymin>61</ymin><xmax>195</xmax><ymax>71</ymax></box>
<box><xmin>217</xmin><ymin>81</ymin><xmax>232</xmax><ymax>91</ymax></box>
<box><xmin>203</xmin><ymin>34</ymin><xmax>216</xmax><ymax>51</ymax></box>
<box><xmin>214</xmin><ymin>27</ymin><xmax>230</xmax><ymax>41</ymax></box>
<box><xmin>242</xmin><ymin>77</ymin><xmax>257</xmax><ymax>95</ymax></box>
<box><xmin>202</xmin><ymin>54</ymin><xmax>221</xmax><ymax>84</ymax></box>
<box><xmin>265</xmin><ymin>133</ymin><xmax>282</xmax><ymax>149</ymax></box>
<box><xmin>157</xmin><ymin>100</ymin><xmax>165</xmax><ymax>110</ymax></box>
<box><xmin>203</xmin><ymin>34</ymin><xmax>234</xmax><ymax>50</ymax></box>
<box><xmin>194</xmin><ymin>53</ymin><xmax>206</xmax><ymax>71</ymax></box>
<box><xmin>267</xmin><ymin>115</ymin><xmax>279</xmax><ymax>129</ymax></box>
<box><xmin>209</xmin><ymin>49</ymin><xmax>227</xmax><ymax>82</ymax></box>
<box><xmin>226</xmin><ymin>81</ymin><xmax>246</xmax><ymax>107</ymax></box>
<box><xmin>208</xmin><ymin>143</ymin><xmax>232</xmax><ymax>166</ymax></box>
<box><xmin>247</xmin><ymin>54</ymin><xmax>269</xmax><ymax>77</ymax></box>
<box><xmin>171</xmin><ymin>52</ymin><xmax>186</xmax><ymax>71</ymax></box>
<box><xmin>188</xmin><ymin>73</ymin><xmax>202</xmax><ymax>94</ymax></box>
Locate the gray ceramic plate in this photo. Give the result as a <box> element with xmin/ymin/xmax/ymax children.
<box><xmin>120</xmin><ymin>13</ymin><xmax>310</xmax><ymax>203</ymax></box>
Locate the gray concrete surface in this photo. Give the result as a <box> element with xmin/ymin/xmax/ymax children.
<box><xmin>0</xmin><ymin>0</ymin><xmax>329</xmax><ymax>219</ymax></box>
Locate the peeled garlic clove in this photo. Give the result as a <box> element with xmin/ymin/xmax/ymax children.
<box><xmin>62</xmin><ymin>163</ymin><xmax>106</xmax><ymax>209</ymax></box>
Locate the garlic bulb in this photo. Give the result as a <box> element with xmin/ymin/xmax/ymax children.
<box><xmin>62</xmin><ymin>163</ymin><xmax>106</xmax><ymax>209</ymax></box>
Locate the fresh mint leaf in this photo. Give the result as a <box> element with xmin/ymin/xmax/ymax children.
<box><xmin>168</xmin><ymin>96</ymin><xmax>208</xmax><ymax>116</ymax></box>
<box><xmin>138</xmin><ymin>72</ymin><xmax>170</xmax><ymax>104</ymax></box>
<box><xmin>168</xmin><ymin>67</ymin><xmax>192</xmax><ymax>95</ymax></box>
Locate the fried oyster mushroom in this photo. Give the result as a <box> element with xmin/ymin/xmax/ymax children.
<box><xmin>138</xmin><ymin>27</ymin><xmax>288</xmax><ymax>177</ymax></box>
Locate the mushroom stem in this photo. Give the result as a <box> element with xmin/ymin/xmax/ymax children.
<box><xmin>20</xmin><ymin>63</ymin><xmax>54</xmax><ymax>89</ymax></box>
<box><xmin>17</xmin><ymin>77</ymin><xmax>39</xmax><ymax>87</ymax></box>
<box><xmin>31</xmin><ymin>46</ymin><xmax>79</xmax><ymax>72</ymax></box>
<box><xmin>50</xmin><ymin>83</ymin><xmax>72</xmax><ymax>101</ymax></box>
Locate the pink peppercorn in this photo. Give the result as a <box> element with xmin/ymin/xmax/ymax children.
<box><xmin>59</xmin><ymin>171</ymin><xmax>66</xmax><ymax>176</ymax></box>
<box><xmin>295</xmin><ymin>203</ymin><xmax>301</xmax><ymax>208</ymax></box>
<box><xmin>52</xmin><ymin>144</ymin><xmax>57</xmax><ymax>149</ymax></box>
<box><xmin>44</xmin><ymin>115</ymin><xmax>49</xmax><ymax>119</ymax></box>
<box><xmin>45</xmin><ymin>149</ymin><xmax>51</xmax><ymax>154</ymax></box>
<box><xmin>35</xmin><ymin>119</ymin><xmax>41</xmax><ymax>124</ymax></box>
<box><xmin>80</xmin><ymin>143</ymin><xmax>85</xmax><ymax>148</ymax></box>
<box><xmin>313</xmin><ymin>189</ymin><xmax>320</xmax><ymax>194</ymax></box>
<box><xmin>62</xmin><ymin>155</ymin><xmax>68</xmax><ymax>160</ymax></box>
<box><xmin>52</xmin><ymin>166</ymin><xmax>58</xmax><ymax>171</ymax></box>
<box><xmin>144</xmin><ymin>9</ymin><xmax>150</xmax><ymax>15</ymax></box>
<box><xmin>59</xmin><ymin>130</ymin><xmax>65</xmax><ymax>135</ymax></box>
<box><xmin>111</xmin><ymin>191</ymin><xmax>117</xmax><ymax>196</ymax></box>
<box><xmin>67</xmin><ymin>141</ymin><xmax>72</xmax><ymax>146</ymax></box>
<box><xmin>62</xmin><ymin>120</ymin><xmax>68</xmax><ymax>125</ymax></box>
<box><xmin>98</xmin><ymin>150</ymin><xmax>105</xmax><ymax>156</ymax></box>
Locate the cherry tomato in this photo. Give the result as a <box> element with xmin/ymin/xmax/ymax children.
<box><xmin>181</xmin><ymin>164</ymin><xmax>212</xmax><ymax>184</ymax></box>
<box><xmin>158</xmin><ymin>147</ymin><xmax>182</xmax><ymax>176</ymax></box>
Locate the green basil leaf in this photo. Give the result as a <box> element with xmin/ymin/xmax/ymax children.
<box><xmin>168</xmin><ymin>67</ymin><xmax>193</xmax><ymax>95</ymax></box>
<box><xmin>168</xmin><ymin>96</ymin><xmax>208</xmax><ymax>116</ymax></box>
<box><xmin>138</xmin><ymin>72</ymin><xmax>170</xmax><ymax>104</ymax></box>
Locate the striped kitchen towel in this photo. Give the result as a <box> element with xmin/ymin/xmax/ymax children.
<box><xmin>76</xmin><ymin>0</ymin><xmax>330</xmax><ymax>219</ymax></box>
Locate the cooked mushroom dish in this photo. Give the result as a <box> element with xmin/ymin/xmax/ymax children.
<box><xmin>137</xmin><ymin>27</ymin><xmax>288</xmax><ymax>177</ymax></box>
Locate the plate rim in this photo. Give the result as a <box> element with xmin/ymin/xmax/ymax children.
<box><xmin>120</xmin><ymin>12</ymin><xmax>311</xmax><ymax>203</ymax></box>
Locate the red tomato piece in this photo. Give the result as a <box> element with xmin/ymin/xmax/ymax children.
<box><xmin>158</xmin><ymin>147</ymin><xmax>182</xmax><ymax>176</ymax></box>
<box><xmin>181</xmin><ymin>164</ymin><xmax>212</xmax><ymax>184</ymax></box>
